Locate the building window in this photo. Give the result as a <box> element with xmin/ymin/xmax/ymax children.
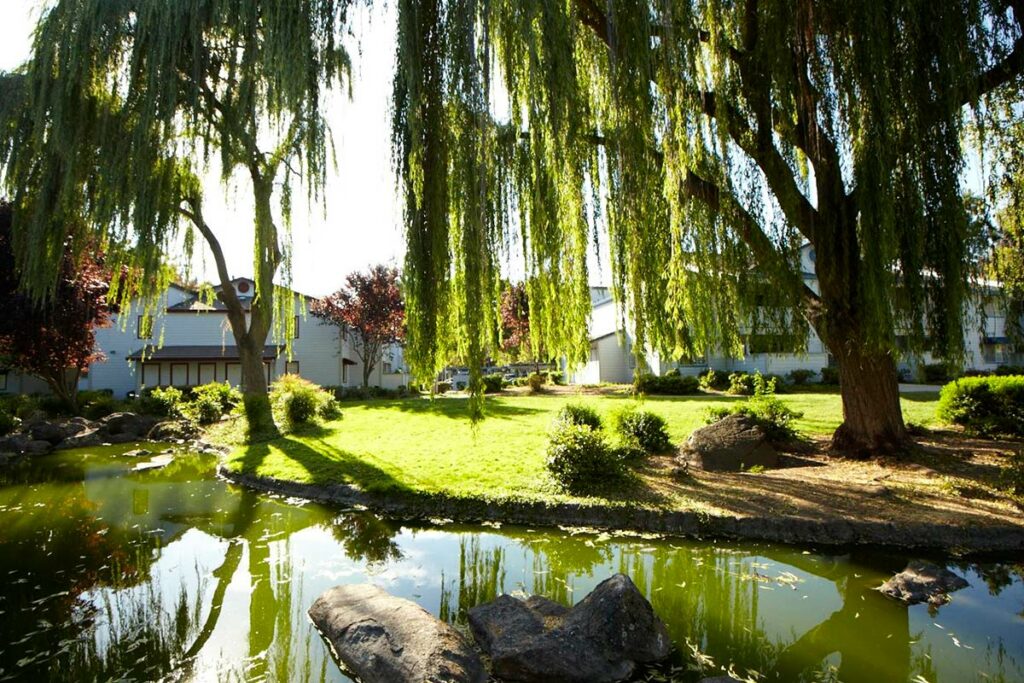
<box><xmin>342</xmin><ymin>363</ymin><xmax>349</xmax><ymax>384</ymax></box>
<box><xmin>294</xmin><ymin>315</ymin><xmax>300</xmax><ymax>339</ymax></box>
<box><xmin>383</xmin><ymin>362</ymin><xmax>393</xmax><ymax>374</ymax></box>
<box><xmin>285</xmin><ymin>361</ymin><xmax>300</xmax><ymax>375</ymax></box>
<box><xmin>137</xmin><ymin>315</ymin><xmax>153</xmax><ymax>339</ymax></box>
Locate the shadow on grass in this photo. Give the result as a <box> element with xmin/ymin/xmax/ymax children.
<box><xmin>237</xmin><ymin>436</ymin><xmax>415</xmax><ymax>494</ymax></box>
<box><xmin>899</xmin><ymin>391</ymin><xmax>941</xmax><ymax>403</ymax></box>
<box><xmin>362</xmin><ymin>396</ymin><xmax>545</xmax><ymax>420</ymax></box>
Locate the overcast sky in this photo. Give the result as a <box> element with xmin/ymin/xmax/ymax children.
<box><xmin>0</xmin><ymin>1</ymin><xmax>406</xmax><ymax>298</ymax></box>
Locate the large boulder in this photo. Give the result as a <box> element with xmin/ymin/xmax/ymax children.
<box><xmin>29</xmin><ymin>420</ymin><xmax>73</xmax><ymax>445</ymax></box>
<box><xmin>148</xmin><ymin>420</ymin><xmax>196</xmax><ymax>442</ymax></box>
<box><xmin>0</xmin><ymin>433</ymin><xmax>31</xmax><ymax>454</ymax></box>
<box><xmin>23</xmin><ymin>439</ymin><xmax>53</xmax><ymax>456</ymax></box>
<box><xmin>309</xmin><ymin>584</ymin><xmax>486</xmax><ymax>683</ymax></box>
<box><xmin>468</xmin><ymin>574</ymin><xmax>670</xmax><ymax>683</ymax></box>
<box><xmin>879</xmin><ymin>560</ymin><xmax>969</xmax><ymax>606</ymax></box>
<box><xmin>682</xmin><ymin>414</ymin><xmax>779</xmax><ymax>471</ymax></box>
<box><xmin>100</xmin><ymin>412</ymin><xmax>155</xmax><ymax>437</ymax></box>
<box><xmin>55</xmin><ymin>427</ymin><xmax>105</xmax><ymax>450</ymax></box>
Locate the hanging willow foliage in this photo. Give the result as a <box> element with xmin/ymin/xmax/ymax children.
<box><xmin>393</xmin><ymin>0</ymin><xmax>1023</xmax><ymax>434</ymax></box>
<box><xmin>0</xmin><ymin>0</ymin><xmax>352</xmax><ymax>352</ymax></box>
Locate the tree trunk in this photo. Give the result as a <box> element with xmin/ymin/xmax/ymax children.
<box><xmin>239</xmin><ymin>335</ymin><xmax>277</xmax><ymax>441</ymax></box>
<box><xmin>824</xmin><ymin>334</ymin><xmax>909</xmax><ymax>457</ymax></box>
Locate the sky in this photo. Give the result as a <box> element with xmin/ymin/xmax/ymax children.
<box><xmin>0</xmin><ymin>1</ymin><xmax>407</xmax><ymax>298</ymax></box>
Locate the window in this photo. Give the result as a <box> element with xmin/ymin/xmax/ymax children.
<box><xmin>342</xmin><ymin>363</ymin><xmax>349</xmax><ymax>384</ymax></box>
<box><xmin>285</xmin><ymin>361</ymin><xmax>300</xmax><ymax>375</ymax></box>
<box><xmin>383</xmin><ymin>362</ymin><xmax>393</xmax><ymax>374</ymax></box>
<box><xmin>589</xmin><ymin>342</ymin><xmax>599</xmax><ymax>362</ymax></box>
<box><xmin>293</xmin><ymin>315</ymin><xmax>300</xmax><ymax>339</ymax></box>
<box><xmin>137</xmin><ymin>315</ymin><xmax>154</xmax><ymax>339</ymax></box>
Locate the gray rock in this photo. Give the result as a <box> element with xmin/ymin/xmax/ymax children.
<box><xmin>148</xmin><ymin>420</ymin><xmax>195</xmax><ymax>441</ymax></box>
<box><xmin>879</xmin><ymin>560</ymin><xmax>969</xmax><ymax>606</ymax></box>
<box><xmin>123</xmin><ymin>449</ymin><xmax>152</xmax><ymax>458</ymax></box>
<box><xmin>101</xmin><ymin>412</ymin><xmax>155</xmax><ymax>437</ymax></box>
<box><xmin>56</xmin><ymin>428</ymin><xmax>104</xmax><ymax>450</ymax></box>
<box><xmin>107</xmin><ymin>433</ymin><xmax>139</xmax><ymax>445</ymax></box>
<box><xmin>682</xmin><ymin>414</ymin><xmax>779</xmax><ymax>471</ymax></box>
<box><xmin>309</xmin><ymin>583</ymin><xmax>486</xmax><ymax>683</ymax></box>
<box><xmin>468</xmin><ymin>573</ymin><xmax>670</xmax><ymax>683</ymax></box>
<box><xmin>29</xmin><ymin>421</ymin><xmax>72</xmax><ymax>444</ymax></box>
<box><xmin>0</xmin><ymin>434</ymin><xmax>31</xmax><ymax>454</ymax></box>
<box><xmin>23</xmin><ymin>440</ymin><xmax>53</xmax><ymax>456</ymax></box>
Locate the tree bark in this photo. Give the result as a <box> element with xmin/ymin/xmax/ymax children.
<box><xmin>829</xmin><ymin>343</ymin><xmax>908</xmax><ymax>456</ymax></box>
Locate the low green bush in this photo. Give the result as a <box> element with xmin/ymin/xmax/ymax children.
<box><xmin>270</xmin><ymin>375</ymin><xmax>341</xmax><ymax>428</ymax></box>
<box><xmin>698</xmin><ymin>369</ymin><xmax>728</xmax><ymax>391</ymax></box>
<box><xmin>545</xmin><ymin>421</ymin><xmax>624</xmax><ymax>491</ymax></box>
<box><xmin>140</xmin><ymin>386</ymin><xmax>186</xmax><ymax>418</ymax></box>
<box><xmin>707</xmin><ymin>372</ymin><xmax>803</xmax><ymax>442</ymax></box>
<box><xmin>37</xmin><ymin>394</ymin><xmax>73</xmax><ymax>417</ymax></box>
<box><xmin>994</xmin><ymin>365</ymin><xmax>1024</xmax><ymax>376</ymax></box>
<box><xmin>436</xmin><ymin>381</ymin><xmax>453</xmax><ymax>394</ymax></box>
<box><xmin>556</xmin><ymin>403</ymin><xmax>603</xmax><ymax>430</ymax></box>
<box><xmin>0</xmin><ymin>395</ymin><xmax>42</xmax><ymax>420</ymax></box>
<box><xmin>81</xmin><ymin>395</ymin><xmax>123</xmax><ymax>420</ymax></box>
<box><xmin>540</xmin><ymin>370</ymin><xmax>565</xmax><ymax>385</ymax></box>
<box><xmin>527</xmin><ymin>373</ymin><xmax>545</xmax><ymax>393</ymax></box>
<box><xmin>937</xmin><ymin>375</ymin><xmax>1024</xmax><ymax>436</ymax></box>
<box><xmin>612</xmin><ymin>407</ymin><xmax>671</xmax><ymax>453</ymax></box>
<box><xmin>483</xmin><ymin>373</ymin><xmax>505</xmax><ymax>393</ymax></box>
<box><xmin>635</xmin><ymin>372</ymin><xmax>701</xmax><ymax>395</ymax></box>
<box><xmin>727</xmin><ymin>372</ymin><xmax>756</xmax><ymax>395</ymax></box>
<box><xmin>787</xmin><ymin>369</ymin><xmax>816</xmax><ymax>385</ymax></box>
<box><xmin>819</xmin><ymin>367</ymin><xmax>839</xmax><ymax>385</ymax></box>
<box><xmin>191</xmin><ymin>382</ymin><xmax>241</xmax><ymax>414</ymax></box>
<box><xmin>921</xmin><ymin>363</ymin><xmax>952</xmax><ymax>383</ymax></box>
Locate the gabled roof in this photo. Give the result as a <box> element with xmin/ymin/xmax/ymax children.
<box><xmin>166</xmin><ymin>277</ymin><xmax>315</xmax><ymax>312</ymax></box>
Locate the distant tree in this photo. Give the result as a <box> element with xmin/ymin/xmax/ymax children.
<box><xmin>0</xmin><ymin>202</ymin><xmax>110</xmax><ymax>411</ymax></box>
<box><xmin>312</xmin><ymin>266</ymin><xmax>405</xmax><ymax>388</ymax></box>
<box><xmin>499</xmin><ymin>283</ymin><xmax>532</xmax><ymax>360</ymax></box>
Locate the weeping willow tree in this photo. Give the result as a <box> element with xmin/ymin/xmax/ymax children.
<box><xmin>393</xmin><ymin>0</ymin><xmax>1024</xmax><ymax>454</ymax></box>
<box><xmin>0</xmin><ymin>0</ymin><xmax>352</xmax><ymax>438</ymax></box>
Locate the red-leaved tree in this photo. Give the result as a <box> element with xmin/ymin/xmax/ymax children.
<box><xmin>311</xmin><ymin>265</ymin><xmax>405</xmax><ymax>388</ymax></box>
<box><xmin>500</xmin><ymin>282</ymin><xmax>547</xmax><ymax>371</ymax></box>
<box><xmin>0</xmin><ymin>201</ymin><xmax>110</xmax><ymax>411</ymax></box>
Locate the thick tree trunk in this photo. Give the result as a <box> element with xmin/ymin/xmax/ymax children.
<box><xmin>239</xmin><ymin>337</ymin><xmax>276</xmax><ymax>440</ymax></box>
<box><xmin>830</xmin><ymin>345</ymin><xmax>908</xmax><ymax>456</ymax></box>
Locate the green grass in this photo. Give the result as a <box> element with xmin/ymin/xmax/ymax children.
<box><xmin>222</xmin><ymin>390</ymin><xmax>941</xmax><ymax>507</ymax></box>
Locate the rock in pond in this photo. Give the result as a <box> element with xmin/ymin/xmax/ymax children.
<box><xmin>682</xmin><ymin>414</ymin><xmax>779</xmax><ymax>472</ymax></box>
<box><xmin>309</xmin><ymin>584</ymin><xmax>486</xmax><ymax>683</ymax></box>
<box><xmin>468</xmin><ymin>573</ymin><xmax>670</xmax><ymax>683</ymax></box>
<box><xmin>879</xmin><ymin>560</ymin><xmax>969</xmax><ymax>606</ymax></box>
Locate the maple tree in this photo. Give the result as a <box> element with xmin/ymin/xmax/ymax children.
<box><xmin>311</xmin><ymin>265</ymin><xmax>405</xmax><ymax>388</ymax></box>
<box><xmin>499</xmin><ymin>283</ymin><xmax>543</xmax><ymax>369</ymax></box>
<box><xmin>0</xmin><ymin>201</ymin><xmax>110</xmax><ymax>411</ymax></box>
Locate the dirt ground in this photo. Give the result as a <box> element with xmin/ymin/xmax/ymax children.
<box><xmin>641</xmin><ymin>430</ymin><xmax>1024</xmax><ymax>534</ymax></box>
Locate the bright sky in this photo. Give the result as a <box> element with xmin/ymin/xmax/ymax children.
<box><xmin>0</xmin><ymin>1</ymin><xmax>406</xmax><ymax>298</ymax></box>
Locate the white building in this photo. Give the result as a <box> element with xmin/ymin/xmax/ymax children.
<box><xmin>568</xmin><ymin>245</ymin><xmax>1021</xmax><ymax>384</ymax></box>
<box><xmin>1</xmin><ymin>278</ymin><xmax>408</xmax><ymax>397</ymax></box>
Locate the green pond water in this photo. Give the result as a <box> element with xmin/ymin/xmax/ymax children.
<box><xmin>0</xmin><ymin>445</ymin><xmax>1022</xmax><ymax>683</ymax></box>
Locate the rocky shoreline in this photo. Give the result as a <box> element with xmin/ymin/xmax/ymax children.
<box><xmin>219</xmin><ymin>466</ymin><xmax>1024</xmax><ymax>554</ymax></box>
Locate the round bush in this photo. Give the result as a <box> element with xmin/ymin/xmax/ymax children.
<box><xmin>319</xmin><ymin>397</ymin><xmax>343</xmax><ymax>421</ymax></box>
<box><xmin>527</xmin><ymin>373</ymin><xmax>545</xmax><ymax>393</ymax></box>
<box><xmin>556</xmin><ymin>403</ymin><xmax>602</xmax><ymax>430</ymax></box>
<box><xmin>613</xmin><ymin>408</ymin><xmax>671</xmax><ymax>453</ymax></box>
<box><xmin>937</xmin><ymin>375</ymin><xmax>1024</xmax><ymax>436</ymax></box>
<box><xmin>545</xmin><ymin>422</ymin><xmax>623</xmax><ymax>491</ymax></box>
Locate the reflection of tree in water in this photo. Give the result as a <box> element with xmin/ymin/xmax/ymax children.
<box><xmin>439</xmin><ymin>537</ymin><xmax>506</xmax><ymax>627</ymax></box>
<box><xmin>329</xmin><ymin>511</ymin><xmax>403</xmax><ymax>567</ymax></box>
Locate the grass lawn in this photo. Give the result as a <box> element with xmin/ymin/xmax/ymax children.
<box><xmin>221</xmin><ymin>389</ymin><xmax>945</xmax><ymax>509</ymax></box>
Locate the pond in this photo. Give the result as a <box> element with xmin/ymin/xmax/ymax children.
<box><xmin>0</xmin><ymin>445</ymin><xmax>1021</xmax><ymax>683</ymax></box>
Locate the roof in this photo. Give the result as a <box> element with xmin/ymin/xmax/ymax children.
<box><xmin>127</xmin><ymin>345</ymin><xmax>283</xmax><ymax>361</ymax></box>
<box><xmin>166</xmin><ymin>277</ymin><xmax>316</xmax><ymax>312</ymax></box>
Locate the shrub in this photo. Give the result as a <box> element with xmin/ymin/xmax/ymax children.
<box><xmin>483</xmin><ymin>373</ymin><xmax>505</xmax><ymax>393</ymax></box>
<box><xmin>527</xmin><ymin>372</ymin><xmax>545</xmax><ymax>393</ymax></box>
<box><xmin>787</xmin><ymin>369</ymin><xmax>816</xmax><ymax>386</ymax></box>
<box><xmin>994</xmin><ymin>365</ymin><xmax>1024</xmax><ymax>377</ymax></box>
<box><xmin>698</xmin><ymin>369</ymin><xmax>728</xmax><ymax>391</ymax></box>
<box><xmin>270</xmin><ymin>375</ymin><xmax>340</xmax><ymax>428</ymax></box>
<box><xmin>937</xmin><ymin>375</ymin><xmax>1024</xmax><ymax>436</ymax></box>
<box><xmin>819</xmin><ymin>367</ymin><xmax>839</xmax><ymax>385</ymax></box>
<box><xmin>0</xmin><ymin>394</ymin><xmax>41</xmax><ymax>420</ymax></box>
<box><xmin>81</xmin><ymin>395</ymin><xmax>122</xmax><ymax>420</ymax></box>
<box><xmin>37</xmin><ymin>394</ymin><xmax>73</xmax><ymax>416</ymax></box>
<box><xmin>635</xmin><ymin>372</ymin><xmax>701</xmax><ymax>395</ymax></box>
<box><xmin>727</xmin><ymin>372</ymin><xmax>756</xmax><ymax>395</ymax></box>
<box><xmin>191</xmin><ymin>382</ymin><xmax>241</xmax><ymax>414</ymax></box>
<box><xmin>319</xmin><ymin>397</ymin><xmax>343</xmax><ymax>421</ymax></box>
<box><xmin>436</xmin><ymin>381</ymin><xmax>453</xmax><ymax>394</ymax></box>
<box><xmin>140</xmin><ymin>386</ymin><xmax>185</xmax><ymax>418</ymax></box>
<box><xmin>920</xmin><ymin>363</ymin><xmax>952</xmax><ymax>383</ymax></box>
<box><xmin>612</xmin><ymin>408</ymin><xmax>671</xmax><ymax>453</ymax></box>
<box><xmin>1001</xmin><ymin>452</ymin><xmax>1024</xmax><ymax>495</ymax></box>
<box><xmin>707</xmin><ymin>372</ymin><xmax>803</xmax><ymax>442</ymax></box>
<box><xmin>556</xmin><ymin>403</ymin><xmax>603</xmax><ymax>430</ymax></box>
<box><xmin>0</xmin><ymin>408</ymin><xmax>18</xmax><ymax>436</ymax></box>
<box><xmin>545</xmin><ymin>421</ymin><xmax>623</xmax><ymax>491</ymax></box>
<box><xmin>186</xmin><ymin>393</ymin><xmax>224</xmax><ymax>425</ymax></box>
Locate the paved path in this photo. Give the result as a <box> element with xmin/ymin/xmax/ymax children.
<box><xmin>898</xmin><ymin>383</ymin><xmax>943</xmax><ymax>393</ymax></box>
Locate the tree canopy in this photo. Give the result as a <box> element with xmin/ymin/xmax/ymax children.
<box><xmin>392</xmin><ymin>0</ymin><xmax>1024</xmax><ymax>447</ymax></box>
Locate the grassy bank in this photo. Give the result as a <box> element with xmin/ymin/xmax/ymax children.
<box><xmin>220</xmin><ymin>391</ymin><xmax>942</xmax><ymax>507</ymax></box>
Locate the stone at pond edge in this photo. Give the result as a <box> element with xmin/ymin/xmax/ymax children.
<box><xmin>699</xmin><ymin>677</ymin><xmax>744</xmax><ymax>683</ymax></box>
<box><xmin>309</xmin><ymin>583</ymin><xmax>486</xmax><ymax>683</ymax></box>
<box><xmin>878</xmin><ymin>560</ymin><xmax>969</xmax><ymax>606</ymax></box>
<box><xmin>468</xmin><ymin>573</ymin><xmax>670</xmax><ymax>683</ymax></box>
<box><xmin>681</xmin><ymin>414</ymin><xmax>779</xmax><ymax>472</ymax></box>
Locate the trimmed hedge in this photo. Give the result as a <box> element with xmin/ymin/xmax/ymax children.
<box><xmin>556</xmin><ymin>403</ymin><xmax>603</xmax><ymax>430</ymax></box>
<box><xmin>612</xmin><ymin>408</ymin><xmax>671</xmax><ymax>453</ymax></box>
<box><xmin>635</xmin><ymin>372</ymin><xmax>700</xmax><ymax>395</ymax></box>
<box><xmin>937</xmin><ymin>375</ymin><xmax>1024</xmax><ymax>436</ymax></box>
<box><xmin>270</xmin><ymin>375</ymin><xmax>342</xmax><ymax>428</ymax></box>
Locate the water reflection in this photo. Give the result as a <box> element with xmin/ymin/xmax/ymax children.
<box><xmin>0</xmin><ymin>446</ymin><xmax>1021</xmax><ymax>682</ymax></box>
